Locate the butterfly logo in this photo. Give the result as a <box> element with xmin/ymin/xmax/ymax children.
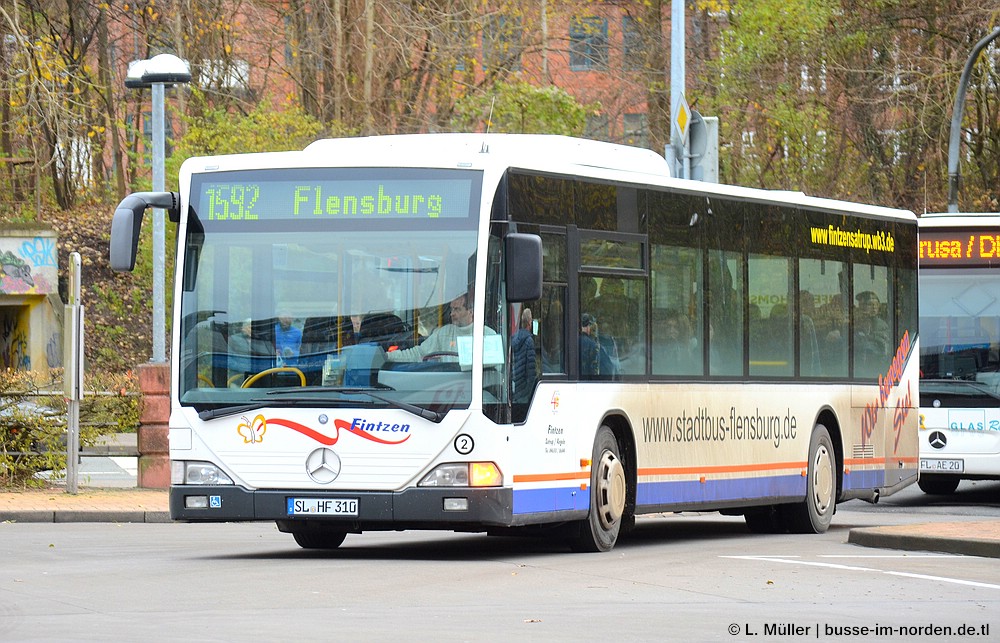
<box><xmin>237</xmin><ymin>414</ymin><xmax>267</xmax><ymax>444</ymax></box>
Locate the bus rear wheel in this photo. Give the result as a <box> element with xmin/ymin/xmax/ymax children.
<box><xmin>571</xmin><ymin>426</ymin><xmax>627</xmax><ymax>552</ymax></box>
<box><xmin>291</xmin><ymin>527</ymin><xmax>348</xmax><ymax>550</ymax></box>
<box><xmin>744</xmin><ymin>505</ymin><xmax>786</xmax><ymax>533</ymax></box>
<box><xmin>784</xmin><ymin>424</ymin><xmax>836</xmax><ymax>534</ymax></box>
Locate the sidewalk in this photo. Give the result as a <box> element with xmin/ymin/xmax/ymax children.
<box><xmin>1</xmin><ymin>486</ymin><xmax>998</xmax><ymax>558</ymax></box>
<box><xmin>848</xmin><ymin>520</ymin><xmax>1000</xmax><ymax>558</ymax></box>
<box><xmin>0</xmin><ymin>487</ymin><xmax>170</xmax><ymax>523</ymax></box>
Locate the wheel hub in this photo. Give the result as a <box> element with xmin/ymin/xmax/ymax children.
<box><xmin>596</xmin><ymin>451</ymin><xmax>626</xmax><ymax>529</ymax></box>
<box><xmin>813</xmin><ymin>445</ymin><xmax>834</xmax><ymax>514</ymax></box>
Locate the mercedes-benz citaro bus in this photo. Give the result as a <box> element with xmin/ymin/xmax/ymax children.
<box><xmin>110</xmin><ymin>133</ymin><xmax>919</xmax><ymax>551</ymax></box>
<box><xmin>918</xmin><ymin>212</ymin><xmax>1000</xmax><ymax>494</ymax></box>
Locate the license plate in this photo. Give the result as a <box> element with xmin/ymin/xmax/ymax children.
<box><xmin>920</xmin><ymin>458</ymin><xmax>964</xmax><ymax>473</ymax></box>
<box><xmin>287</xmin><ymin>498</ymin><xmax>359</xmax><ymax>516</ymax></box>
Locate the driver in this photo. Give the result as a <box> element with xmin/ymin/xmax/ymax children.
<box><xmin>384</xmin><ymin>291</ymin><xmax>488</xmax><ymax>363</ymax></box>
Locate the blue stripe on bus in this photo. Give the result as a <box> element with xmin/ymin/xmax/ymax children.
<box><xmin>842</xmin><ymin>468</ymin><xmax>885</xmax><ymax>490</ymax></box>
<box><xmin>635</xmin><ymin>475</ymin><xmax>805</xmax><ymax>506</ymax></box>
<box><xmin>514</xmin><ymin>470</ymin><xmax>889</xmax><ymax>515</ymax></box>
<box><xmin>512</xmin><ymin>487</ymin><xmax>590</xmax><ymax>514</ymax></box>
<box><xmin>513</xmin><ymin>475</ymin><xmax>804</xmax><ymax>515</ymax></box>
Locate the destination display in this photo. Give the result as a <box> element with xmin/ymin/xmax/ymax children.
<box><xmin>919</xmin><ymin>229</ymin><xmax>1000</xmax><ymax>267</ymax></box>
<box><xmin>194</xmin><ymin>172</ymin><xmax>476</xmax><ymax>223</ymax></box>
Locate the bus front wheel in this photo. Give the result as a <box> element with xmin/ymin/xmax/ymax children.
<box><xmin>291</xmin><ymin>528</ymin><xmax>348</xmax><ymax>550</ymax></box>
<box><xmin>917</xmin><ymin>475</ymin><xmax>960</xmax><ymax>495</ymax></box>
<box><xmin>571</xmin><ymin>426</ymin><xmax>627</xmax><ymax>552</ymax></box>
<box><xmin>785</xmin><ymin>424</ymin><xmax>836</xmax><ymax>534</ymax></box>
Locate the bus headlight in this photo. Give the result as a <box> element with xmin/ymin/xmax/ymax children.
<box><xmin>171</xmin><ymin>460</ymin><xmax>234</xmax><ymax>485</ymax></box>
<box><xmin>418</xmin><ymin>462</ymin><xmax>502</xmax><ymax>487</ymax></box>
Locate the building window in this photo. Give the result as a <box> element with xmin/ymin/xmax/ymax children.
<box><xmin>483</xmin><ymin>15</ymin><xmax>521</xmax><ymax>71</ymax></box>
<box><xmin>199</xmin><ymin>59</ymin><xmax>250</xmax><ymax>96</ymax></box>
<box><xmin>622</xmin><ymin>16</ymin><xmax>644</xmax><ymax>71</ymax></box>
<box><xmin>623</xmin><ymin>113</ymin><xmax>648</xmax><ymax>149</ymax></box>
<box><xmin>570</xmin><ymin>16</ymin><xmax>608</xmax><ymax>71</ymax></box>
<box><xmin>454</xmin><ymin>20</ymin><xmax>473</xmax><ymax>71</ymax></box>
<box><xmin>585</xmin><ymin>114</ymin><xmax>610</xmax><ymax>141</ymax></box>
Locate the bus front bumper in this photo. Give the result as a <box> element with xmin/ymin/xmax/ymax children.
<box><xmin>169</xmin><ymin>485</ymin><xmax>513</xmax><ymax>529</ymax></box>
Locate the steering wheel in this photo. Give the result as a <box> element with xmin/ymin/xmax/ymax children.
<box><xmin>422</xmin><ymin>351</ymin><xmax>459</xmax><ymax>362</ymax></box>
<box><xmin>240</xmin><ymin>366</ymin><xmax>307</xmax><ymax>388</ymax></box>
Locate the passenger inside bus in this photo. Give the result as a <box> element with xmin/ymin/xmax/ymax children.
<box><xmin>653</xmin><ymin>308</ymin><xmax>696</xmax><ymax>375</ymax></box>
<box><xmin>799</xmin><ymin>290</ymin><xmax>821</xmax><ymax>376</ymax></box>
<box><xmin>511</xmin><ymin>307</ymin><xmax>536</xmax><ymax>403</ymax></box>
<box><xmin>579</xmin><ymin>313</ymin><xmax>600</xmax><ymax>377</ymax></box>
<box><xmin>854</xmin><ymin>290</ymin><xmax>890</xmax><ymax>374</ymax></box>
<box><xmin>227</xmin><ymin>318</ymin><xmax>274</xmax><ymax>384</ymax></box>
<box><xmin>274</xmin><ymin>310</ymin><xmax>302</xmax><ymax>365</ymax></box>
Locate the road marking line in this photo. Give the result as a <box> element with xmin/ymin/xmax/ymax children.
<box><xmin>819</xmin><ymin>554</ymin><xmax>963</xmax><ymax>559</ymax></box>
<box><xmin>722</xmin><ymin>556</ymin><xmax>1000</xmax><ymax>590</ymax></box>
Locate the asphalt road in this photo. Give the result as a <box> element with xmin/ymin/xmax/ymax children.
<box><xmin>842</xmin><ymin>478</ymin><xmax>1000</xmax><ymax>517</ymax></box>
<box><xmin>2</xmin><ymin>497</ymin><xmax>997</xmax><ymax>642</ymax></box>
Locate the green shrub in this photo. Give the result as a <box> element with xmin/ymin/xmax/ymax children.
<box><xmin>0</xmin><ymin>369</ymin><xmax>140</xmax><ymax>488</ymax></box>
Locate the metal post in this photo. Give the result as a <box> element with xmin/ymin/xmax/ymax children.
<box><xmin>670</xmin><ymin>0</ymin><xmax>686</xmax><ymax>179</ymax></box>
<box><xmin>151</xmin><ymin>82</ymin><xmax>166</xmax><ymax>362</ymax></box>
<box><xmin>947</xmin><ymin>27</ymin><xmax>1000</xmax><ymax>213</ymax></box>
<box><xmin>64</xmin><ymin>252</ymin><xmax>83</xmax><ymax>495</ymax></box>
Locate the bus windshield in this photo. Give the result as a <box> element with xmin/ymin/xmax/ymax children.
<box><xmin>919</xmin><ymin>267</ymin><xmax>1000</xmax><ymax>404</ymax></box>
<box><xmin>178</xmin><ymin>167</ymin><xmax>484</xmax><ymax>417</ymax></box>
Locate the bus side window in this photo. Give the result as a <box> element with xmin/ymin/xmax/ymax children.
<box><xmin>709</xmin><ymin>250</ymin><xmax>744</xmax><ymax>376</ymax></box>
<box><xmin>853</xmin><ymin>264</ymin><xmax>891</xmax><ymax>379</ymax></box>
<box><xmin>540</xmin><ymin>287</ymin><xmax>566</xmax><ymax>374</ymax></box>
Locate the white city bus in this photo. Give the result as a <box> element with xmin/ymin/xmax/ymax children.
<box><xmin>110</xmin><ymin>134</ymin><xmax>919</xmax><ymax>551</ymax></box>
<box><xmin>918</xmin><ymin>213</ymin><xmax>1000</xmax><ymax>494</ymax></box>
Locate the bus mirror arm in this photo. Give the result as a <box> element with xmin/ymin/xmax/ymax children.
<box><xmin>505</xmin><ymin>233</ymin><xmax>542</xmax><ymax>302</ymax></box>
<box><xmin>109</xmin><ymin>191</ymin><xmax>180</xmax><ymax>272</ymax></box>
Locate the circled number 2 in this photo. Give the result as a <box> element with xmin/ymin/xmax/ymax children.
<box><xmin>454</xmin><ymin>434</ymin><xmax>474</xmax><ymax>455</ymax></box>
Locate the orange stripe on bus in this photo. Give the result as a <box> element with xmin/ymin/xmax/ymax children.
<box><xmin>638</xmin><ymin>461</ymin><xmax>806</xmax><ymax>476</ymax></box>
<box><xmin>513</xmin><ymin>456</ymin><xmax>918</xmax><ymax>484</ymax></box>
<box><xmin>843</xmin><ymin>456</ymin><xmax>919</xmax><ymax>466</ymax></box>
<box><xmin>513</xmin><ymin>471</ymin><xmax>590</xmax><ymax>483</ymax></box>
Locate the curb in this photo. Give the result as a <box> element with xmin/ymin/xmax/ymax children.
<box><xmin>1</xmin><ymin>510</ymin><xmax>172</xmax><ymax>524</ymax></box>
<box><xmin>848</xmin><ymin>526</ymin><xmax>1000</xmax><ymax>559</ymax></box>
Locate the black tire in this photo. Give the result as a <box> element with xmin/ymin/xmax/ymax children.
<box><xmin>917</xmin><ymin>475</ymin><xmax>960</xmax><ymax>495</ymax></box>
<box><xmin>744</xmin><ymin>505</ymin><xmax>786</xmax><ymax>534</ymax></box>
<box><xmin>571</xmin><ymin>426</ymin><xmax>628</xmax><ymax>552</ymax></box>
<box><xmin>292</xmin><ymin>528</ymin><xmax>348</xmax><ymax>550</ymax></box>
<box><xmin>784</xmin><ymin>424</ymin><xmax>836</xmax><ymax>534</ymax></box>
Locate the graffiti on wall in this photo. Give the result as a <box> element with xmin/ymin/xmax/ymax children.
<box><xmin>1</xmin><ymin>311</ymin><xmax>30</xmax><ymax>370</ymax></box>
<box><xmin>0</xmin><ymin>232</ymin><xmax>60</xmax><ymax>371</ymax></box>
<box><xmin>0</xmin><ymin>235</ymin><xmax>57</xmax><ymax>295</ymax></box>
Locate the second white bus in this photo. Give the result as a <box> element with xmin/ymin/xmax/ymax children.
<box><xmin>918</xmin><ymin>213</ymin><xmax>1000</xmax><ymax>494</ymax></box>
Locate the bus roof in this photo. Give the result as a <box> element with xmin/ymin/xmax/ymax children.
<box><xmin>303</xmin><ymin>133</ymin><xmax>672</xmax><ymax>177</ymax></box>
<box><xmin>918</xmin><ymin>212</ymin><xmax>1000</xmax><ymax>228</ymax></box>
<box><xmin>181</xmin><ymin>133</ymin><xmax>915</xmax><ymax>223</ymax></box>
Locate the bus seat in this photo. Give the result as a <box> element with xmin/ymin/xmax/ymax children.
<box><xmin>359</xmin><ymin>313</ymin><xmax>413</xmax><ymax>351</ymax></box>
<box><xmin>342</xmin><ymin>343</ymin><xmax>386</xmax><ymax>387</ymax></box>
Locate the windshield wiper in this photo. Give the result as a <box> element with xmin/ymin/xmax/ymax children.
<box><xmin>198</xmin><ymin>401</ymin><xmax>279</xmax><ymax>421</ymax></box>
<box><xmin>266</xmin><ymin>386</ymin><xmax>444</xmax><ymax>422</ymax></box>
<box><xmin>920</xmin><ymin>378</ymin><xmax>1000</xmax><ymax>403</ymax></box>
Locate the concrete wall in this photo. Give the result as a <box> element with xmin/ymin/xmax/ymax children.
<box><xmin>0</xmin><ymin>227</ymin><xmax>61</xmax><ymax>373</ymax></box>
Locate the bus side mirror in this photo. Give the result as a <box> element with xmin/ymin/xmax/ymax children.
<box><xmin>505</xmin><ymin>233</ymin><xmax>542</xmax><ymax>302</ymax></box>
<box><xmin>109</xmin><ymin>191</ymin><xmax>180</xmax><ymax>272</ymax></box>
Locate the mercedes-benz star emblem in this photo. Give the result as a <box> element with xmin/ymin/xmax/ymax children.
<box><xmin>305</xmin><ymin>447</ymin><xmax>342</xmax><ymax>484</ymax></box>
<box><xmin>928</xmin><ymin>431</ymin><xmax>947</xmax><ymax>450</ymax></box>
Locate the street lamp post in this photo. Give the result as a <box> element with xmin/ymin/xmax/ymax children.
<box><xmin>947</xmin><ymin>27</ymin><xmax>1000</xmax><ymax>213</ymax></box>
<box><xmin>126</xmin><ymin>54</ymin><xmax>191</xmax><ymax>363</ymax></box>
